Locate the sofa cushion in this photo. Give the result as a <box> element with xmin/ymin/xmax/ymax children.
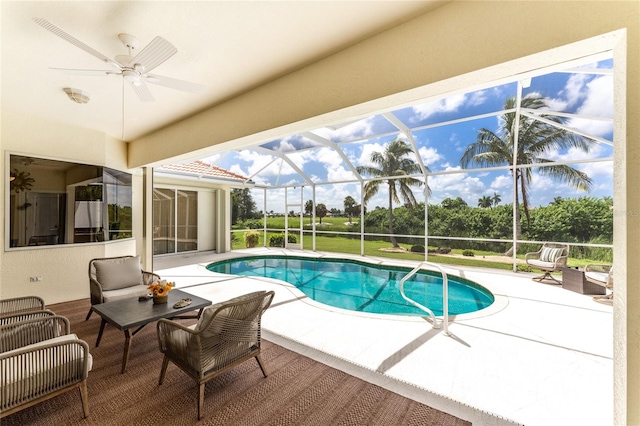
<box><xmin>95</xmin><ymin>256</ymin><xmax>144</xmax><ymax>291</ymax></box>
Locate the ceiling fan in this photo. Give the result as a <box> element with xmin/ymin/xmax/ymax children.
<box><xmin>33</xmin><ymin>18</ymin><xmax>206</xmax><ymax>102</ymax></box>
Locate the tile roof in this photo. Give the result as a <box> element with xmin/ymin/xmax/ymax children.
<box><xmin>158</xmin><ymin>161</ymin><xmax>249</xmax><ymax>183</ymax></box>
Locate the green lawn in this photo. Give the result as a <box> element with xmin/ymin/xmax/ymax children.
<box><xmin>232</xmin><ymin>230</ymin><xmax>602</xmax><ymax>271</ymax></box>
<box><xmin>232</xmin><ymin>228</ymin><xmax>606</xmax><ymax>272</ymax></box>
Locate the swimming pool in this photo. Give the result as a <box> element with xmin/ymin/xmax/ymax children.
<box><xmin>206</xmin><ymin>256</ymin><xmax>494</xmax><ymax>316</ymax></box>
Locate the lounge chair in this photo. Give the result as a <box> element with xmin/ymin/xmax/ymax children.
<box><xmin>525</xmin><ymin>243</ymin><xmax>569</xmax><ymax>284</ymax></box>
<box><xmin>86</xmin><ymin>256</ymin><xmax>161</xmax><ymax>320</ymax></box>
<box><xmin>585</xmin><ymin>263</ymin><xmax>613</xmax><ymax>303</ymax></box>
<box><xmin>0</xmin><ymin>315</ymin><xmax>92</xmax><ymax>418</ymax></box>
<box><xmin>0</xmin><ymin>296</ymin><xmax>45</xmax><ymax>318</ymax></box>
<box><xmin>156</xmin><ymin>291</ymin><xmax>275</xmax><ymax>419</ymax></box>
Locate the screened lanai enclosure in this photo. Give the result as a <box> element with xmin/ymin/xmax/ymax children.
<box><xmin>215</xmin><ymin>54</ymin><xmax>614</xmax><ymax>270</ymax></box>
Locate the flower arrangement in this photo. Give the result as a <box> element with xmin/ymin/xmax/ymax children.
<box><xmin>148</xmin><ymin>280</ymin><xmax>174</xmax><ymax>297</ymax></box>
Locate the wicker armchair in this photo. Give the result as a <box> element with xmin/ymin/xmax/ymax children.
<box><xmin>157</xmin><ymin>291</ymin><xmax>275</xmax><ymax>419</ymax></box>
<box><xmin>0</xmin><ymin>309</ymin><xmax>56</xmax><ymax>326</ymax></box>
<box><xmin>525</xmin><ymin>243</ymin><xmax>569</xmax><ymax>284</ymax></box>
<box><xmin>0</xmin><ymin>296</ymin><xmax>45</xmax><ymax>318</ymax></box>
<box><xmin>0</xmin><ymin>315</ymin><xmax>92</xmax><ymax>418</ymax></box>
<box><xmin>86</xmin><ymin>256</ymin><xmax>160</xmax><ymax>320</ymax></box>
<box><xmin>585</xmin><ymin>264</ymin><xmax>614</xmax><ymax>303</ymax></box>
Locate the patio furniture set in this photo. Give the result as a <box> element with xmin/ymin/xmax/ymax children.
<box><xmin>525</xmin><ymin>242</ymin><xmax>614</xmax><ymax>302</ymax></box>
<box><xmin>0</xmin><ymin>256</ymin><xmax>275</xmax><ymax>420</ymax></box>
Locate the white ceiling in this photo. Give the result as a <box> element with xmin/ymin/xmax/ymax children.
<box><xmin>1</xmin><ymin>1</ymin><xmax>445</xmax><ymax>141</ymax></box>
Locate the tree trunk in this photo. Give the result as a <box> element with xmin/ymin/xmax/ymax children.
<box><xmin>388</xmin><ymin>187</ymin><xmax>399</xmax><ymax>247</ymax></box>
<box><xmin>504</xmin><ymin>175</ymin><xmax>522</xmax><ymax>256</ymax></box>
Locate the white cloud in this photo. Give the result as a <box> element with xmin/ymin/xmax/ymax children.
<box><xmin>566</xmin><ymin>75</ymin><xmax>613</xmax><ymax>137</ymax></box>
<box><xmin>575</xmin><ymin>160</ymin><xmax>614</xmax><ymax>179</ymax></box>
<box><xmin>429</xmin><ymin>167</ymin><xmax>486</xmax><ymax>204</ymax></box>
<box><xmin>311</xmin><ymin>117</ymin><xmax>375</xmax><ymax>141</ymax></box>
<box><xmin>357</xmin><ymin>142</ymin><xmax>387</xmax><ymax>167</ymax></box>
<box><xmin>560</xmin><ymin>73</ymin><xmax>589</xmax><ymax>109</ymax></box>
<box><xmin>418</xmin><ymin>146</ymin><xmax>442</xmax><ymax>167</ymax></box>
<box><xmin>412</xmin><ymin>93</ymin><xmax>467</xmax><ymax>120</ymax></box>
<box><xmin>201</xmin><ymin>154</ymin><xmax>221</xmax><ymax>164</ymax></box>
<box><xmin>411</xmin><ymin>90</ymin><xmax>487</xmax><ymax>122</ymax></box>
<box><xmin>490</xmin><ymin>174</ymin><xmax>512</xmax><ymax>190</ymax></box>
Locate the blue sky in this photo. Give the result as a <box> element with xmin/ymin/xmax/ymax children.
<box><xmin>207</xmin><ymin>59</ymin><xmax>613</xmax><ymax>214</ymax></box>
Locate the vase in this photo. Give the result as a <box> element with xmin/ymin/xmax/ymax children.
<box><xmin>153</xmin><ymin>294</ymin><xmax>168</xmax><ymax>304</ymax></box>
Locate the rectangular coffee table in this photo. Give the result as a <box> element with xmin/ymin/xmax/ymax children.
<box><xmin>91</xmin><ymin>289</ymin><xmax>211</xmax><ymax>373</ymax></box>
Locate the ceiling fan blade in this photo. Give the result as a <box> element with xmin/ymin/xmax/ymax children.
<box><xmin>128</xmin><ymin>79</ymin><xmax>155</xmax><ymax>102</ymax></box>
<box><xmin>51</xmin><ymin>67</ymin><xmax>118</xmax><ymax>76</ymax></box>
<box><xmin>145</xmin><ymin>73</ymin><xmax>206</xmax><ymax>94</ymax></box>
<box><xmin>128</xmin><ymin>37</ymin><xmax>177</xmax><ymax>73</ymax></box>
<box><xmin>33</xmin><ymin>18</ymin><xmax>119</xmax><ymax>68</ymax></box>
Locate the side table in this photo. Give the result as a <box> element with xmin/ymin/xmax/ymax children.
<box><xmin>561</xmin><ymin>267</ymin><xmax>606</xmax><ymax>295</ymax></box>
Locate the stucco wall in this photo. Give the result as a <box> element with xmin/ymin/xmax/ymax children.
<box><xmin>1</xmin><ymin>110</ymin><xmax>138</xmax><ymax>304</ymax></box>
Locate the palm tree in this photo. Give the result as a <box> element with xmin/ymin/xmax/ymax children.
<box><xmin>478</xmin><ymin>195</ymin><xmax>492</xmax><ymax>208</ymax></box>
<box><xmin>357</xmin><ymin>139</ymin><xmax>424</xmax><ymax>248</ymax></box>
<box><xmin>343</xmin><ymin>195</ymin><xmax>357</xmax><ymax>223</ymax></box>
<box><xmin>491</xmin><ymin>192</ymin><xmax>501</xmax><ymax>207</ymax></box>
<box><xmin>460</xmin><ymin>95</ymin><xmax>593</xmax><ymax>254</ymax></box>
<box><xmin>316</xmin><ymin>203</ymin><xmax>328</xmax><ymax>224</ymax></box>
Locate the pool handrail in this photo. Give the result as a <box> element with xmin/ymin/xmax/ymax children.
<box><xmin>399</xmin><ymin>261</ymin><xmax>450</xmax><ymax>335</ymax></box>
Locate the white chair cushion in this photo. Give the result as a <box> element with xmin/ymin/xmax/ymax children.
<box><xmin>527</xmin><ymin>259</ymin><xmax>556</xmax><ymax>269</ymax></box>
<box><xmin>585</xmin><ymin>271</ymin><xmax>609</xmax><ymax>285</ymax></box>
<box><xmin>102</xmin><ymin>285</ymin><xmax>149</xmax><ymax>302</ymax></box>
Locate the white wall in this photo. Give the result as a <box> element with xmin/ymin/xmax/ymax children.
<box><xmin>1</xmin><ymin>110</ymin><xmax>138</xmax><ymax>304</ymax></box>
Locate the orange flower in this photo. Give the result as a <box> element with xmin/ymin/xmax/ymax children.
<box><xmin>148</xmin><ymin>280</ymin><xmax>174</xmax><ymax>296</ymax></box>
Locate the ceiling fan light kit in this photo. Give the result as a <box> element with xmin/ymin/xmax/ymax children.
<box><xmin>63</xmin><ymin>87</ymin><xmax>91</xmax><ymax>104</ymax></box>
<box><xmin>33</xmin><ymin>18</ymin><xmax>206</xmax><ymax>103</ymax></box>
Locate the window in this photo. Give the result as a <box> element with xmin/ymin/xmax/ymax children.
<box><xmin>153</xmin><ymin>188</ymin><xmax>198</xmax><ymax>255</ymax></box>
<box><xmin>7</xmin><ymin>154</ymin><xmax>132</xmax><ymax>248</ymax></box>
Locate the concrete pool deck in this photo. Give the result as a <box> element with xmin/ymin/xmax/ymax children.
<box><xmin>155</xmin><ymin>248</ymin><xmax>613</xmax><ymax>426</ymax></box>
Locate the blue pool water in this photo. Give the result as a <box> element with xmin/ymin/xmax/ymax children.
<box><xmin>206</xmin><ymin>256</ymin><xmax>494</xmax><ymax>316</ymax></box>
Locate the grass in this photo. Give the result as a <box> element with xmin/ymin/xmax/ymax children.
<box><xmin>232</xmin><ymin>227</ymin><xmax>607</xmax><ymax>273</ymax></box>
<box><xmin>232</xmin><ymin>231</ymin><xmax>535</xmax><ymax>271</ymax></box>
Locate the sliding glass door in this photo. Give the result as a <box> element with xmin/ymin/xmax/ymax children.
<box><xmin>153</xmin><ymin>188</ymin><xmax>197</xmax><ymax>255</ymax></box>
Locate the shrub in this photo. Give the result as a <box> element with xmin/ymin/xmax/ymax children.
<box><xmin>268</xmin><ymin>233</ymin><xmax>298</xmax><ymax>247</ymax></box>
<box><xmin>437</xmin><ymin>247</ymin><xmax>452</xmax><ymax>254</ymax></box>
<box><xmin>410</xmin><ymin>244</ymin><xmax>425</xmax><ymax>253</ymax></box>
<box><xmin>244</xmin><ymin>219</ymin><xmax>262</xmax><ymax>229</ymax></box>
<box><xmin>462</xmin><ymin>249</ymin><xmax>475</xmax><ymax>257</ymax></box>
<box><xmin>516</xmin><ymin>264</ymin><xmax>533</xmax><ymax>272</ymax></box>
<box><xmin>269</xmin><ymin>233</ymin><xmax>285</xmax><ymax>247</ymax></box>
<box><xmin>244</xmin><ymin>231</ymin><xmax>259</xmax><ymax>248</ymax></box>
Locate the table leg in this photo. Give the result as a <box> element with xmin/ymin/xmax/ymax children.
<box><xmin>121</xmin><ymin>329</ymin><xmax>132</xmax><ymax>374</ymax></box>
<box><xmin>95</xmin><ymin>319</ymin><xmax>107</xmax><ymax>347</ymax></box>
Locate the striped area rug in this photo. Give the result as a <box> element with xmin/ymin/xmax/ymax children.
<box><xmin>2</xmin><ymin>298</ymin><xmax>470</xmax><ymax>426</ymax></box>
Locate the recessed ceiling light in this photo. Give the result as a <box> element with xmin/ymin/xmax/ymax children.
<box><xmin>63</xmin><ymin>87</ymin><xmax>91</xmax><ymax>104</ymax></box>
